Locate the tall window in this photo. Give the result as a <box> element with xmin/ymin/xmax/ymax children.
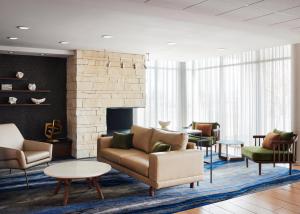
<box><xmin>137</xmin><ymin>45</ymin><xmax>292</xmax><ymax>144</ymax></box>
<box><xmin>136</xmin><ymin>61</ymin><xmax>182</xmax><ymax>130</ymax></box>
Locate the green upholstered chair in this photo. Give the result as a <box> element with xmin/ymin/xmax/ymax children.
<box><xmin>242</xmin><ymin>134</ymin><xmax>298</xmax><ymax>175</ymax></box>
<box><xmin>187</xmin><ymin>122</ymin><xmax>220</xmax><ymax>156</ymax></box>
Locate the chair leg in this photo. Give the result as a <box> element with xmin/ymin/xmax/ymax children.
<box><xmin>289</xmin><ymin>163</ymin><xmax>292</xmax><ymax>175</ymax></box>
<box><xmin>190</xmin><ymin>183</ymin><xmax>194</xmax><ymax>188</ymax></box>
<box><xmin>258</xmin><ymin>163</ymin><xmax>262</xmax><ymax>175</ymax></box>
<box><xmin>9</xmin><ymin>169</ymin><xmax>12</xmax><ymax>174</ymax></box>
<box><xmin>246</xmin><ymin>158</ymin><xmax>248</xmax><ymax>168</ymax></box>
<box><xmin>24</xmin><ymin>169</ymin><xmax>29</xmax><ymax>188</ymax></box>
<box><xmin>47</xmin><ymin>162</ymin><xmax>49</xmax><ymax>166</ymax></box>
<box><xmin>149</xmin><ymin>186</ymin><xmax>155</xmax><ymax>197</ymax></box>
<box><xmin>206</xmin><ymin>147</ymin><xmax>208</xmax><ymax>156</ymax></box>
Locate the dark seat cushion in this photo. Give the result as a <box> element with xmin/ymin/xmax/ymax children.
<box><xmin>242</xmin><ymin>146</ymin><xmax>293</xmax><ymax>162</ymax></box>
<box><xmin>188</xmin><ymin>136</ymin><xmax>216</xmax><ymax>147</ymax></box>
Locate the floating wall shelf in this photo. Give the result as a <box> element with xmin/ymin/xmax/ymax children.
<box><xmin>0</xmin><ymin>104</ymin><xmax>51</xmax><ymax>107</ymax></box>
<box><xmin>0</xmin><ymin>77</ymin><xmax>27</xmax><ymax>81</ymax></box>
<box><xmin>0</xmin><ymin>90</ymin><xmax>51</xmax><ymax>93</ymax></box>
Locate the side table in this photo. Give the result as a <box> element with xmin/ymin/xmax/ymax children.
<box><xmin>218</xmin><ymin>140</ymin><xmax>244</xmax><ymax>161</ymax></box>
<box><xmin>45</xmin><ymin>138</ymin><xmax>72</xmax><ymax>159</ymax></box>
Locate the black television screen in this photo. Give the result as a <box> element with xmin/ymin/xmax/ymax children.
<box><xmin>106</xmin><ymin>108</ymin><xmax>133</xmax><ymax>135</ymax></box>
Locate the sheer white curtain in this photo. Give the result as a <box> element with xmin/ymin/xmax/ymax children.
<box><xmin>137</xmin><ymin>45</ymin><xmax>292</xmax><ymax>145</ymax></box>
<box><xmin>187</xmin><ymin>45</ymin><xmax>291</xmax><ymax>144</ymax></box>
<box><xmin>135</xmin><ymin>61</ymin><xmax>182</xmax><ymax>130</ymax></box>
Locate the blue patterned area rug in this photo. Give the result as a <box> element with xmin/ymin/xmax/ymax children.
<box><xmin>0</xmin><ymin>155</ymin><xmax>300</xmax><ymax>214</ymax></box>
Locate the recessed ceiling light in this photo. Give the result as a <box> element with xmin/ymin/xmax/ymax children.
<box><xmin>8</xmin><ymin>51</ymin><xmax>14</xmax><ymax>54</ymax></box>
<box><xmin>40</xmin><ymin>53</ymin><xmax>46</xmax><ymax>56</ymax></box>
<box><xmin>7</xmin><ymin>37</ymin><xmax>18</xmax><ymax>40</ymax></box>
<box><xmin>102</xmin><ymin>35</ymin><xmax>113</xmax><ymax>39</ymax></box>
<box><xmin>59</xmin><ymin>41</ymin><xmax>69</xmax><ymax>44</ymax></box>
<box><xmin>167</xmin><ymin>42</ymin><xmax>176</xmax><ymax>45</ymax></box>
<box><xmin>217</xmin><ymin>48</ymin><xmax>226</xmax><ymax>51</ymax></box>
<box><xmin>17</xmin><ymin>26</ymin><xmax>30</xmax><ymax>30</ymax></box>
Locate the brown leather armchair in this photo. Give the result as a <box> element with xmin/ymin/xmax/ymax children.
<box><xmin>0</xmin><ymin>123</ymin><xmax>53</xmax><ymax>188</ymax></box>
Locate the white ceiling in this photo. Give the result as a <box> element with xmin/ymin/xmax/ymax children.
<box><xmin>0</xmin><ymin>0</ymin><xmax>300</xmax><ymax>59</ymax></box>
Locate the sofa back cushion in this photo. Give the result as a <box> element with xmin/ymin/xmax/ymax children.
<box><xmin>131</xmin><ymin>125</ymin><xmax>154</xmax><ymax>153</ymax></box>
<box><xmin>151</xmin><ymin>129</ymin><xmax>188</xmax><ymax>151</ymax></box>
<box><xmin>262</xmin><ymin>132</ymin><xmax>281</xmax><ymax>150</ymax></box>
<box><xmin>0</xmin><ymin>123</ymin><xmax>24</xmax><ymax>150</ymax></box>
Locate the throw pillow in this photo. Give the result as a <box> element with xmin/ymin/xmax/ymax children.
<box><xmin>195</xmin><ymin>123</ymin><xmax>213</xmax><ymax>137</ymax></box>
<box><xmin>151</xmin><ymin>141</ymin><xmax>171</xmax><ymax>153</ymax></box>
<box><xmin>111</xmin><ymin>132</ymin><xmax>133</xmax><ymax>149</ymax></box>
<box><xmin>262</xmin><ymin>132</ymin><xmax>281</xmax><ymax>150</ymax></box>
<box><xmin>273</xmin><ymin>129</ymin><xmax>294</xmax><ymax>141</ymax></box>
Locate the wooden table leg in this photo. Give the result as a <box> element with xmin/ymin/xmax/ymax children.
<box><xmin>54</xmin><ymin>180</ymin><xmax>62</xmax><ymax>195</ymax></box>
<box><xmin>63</xmin><ymin>179</ymin><xmax>71</xmax><ymax>206</ymax></box>
<box><xmin>86</xmin><ymin>178</ymin><xmax>92</xmax><ymax>189</ymax></box>
<box><xmin>92</xmin><ymin>177</ymin><xmax>104</xmax><ymax>199</ymax></box>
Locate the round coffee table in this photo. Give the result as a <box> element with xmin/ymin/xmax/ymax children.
<box><xmin>44</xmin><ymin>161</ymin><xmax>111</xmax><ymax>205</ymax></box>
<box><xmin>218</xmin><ymin>140</ymin><xmax>245</xmax><ymax>161</ymax></box>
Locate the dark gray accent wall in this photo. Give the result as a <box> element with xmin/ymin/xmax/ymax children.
<box><xmin>0</xmin><ymin>54</ymin><xmax>67</xmax><ymax>140</ymax></box>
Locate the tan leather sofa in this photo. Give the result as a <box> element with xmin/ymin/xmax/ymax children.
<box><xmin>97</xmin><ymin>125</ymin><xmax>204</xmax><ymax>196</ymax></box>
<box><xmin>0</xmin><ymin>123</ymin><xmax>53</xmax><ymax>188</ymax></box>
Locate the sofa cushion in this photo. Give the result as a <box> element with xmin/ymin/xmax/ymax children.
<box><xmin>100</xmin><ymin>148</ymin><xmax>145</xmax><ymax>164</ymax></box>
<box><xmin>262</xmin><ymin>132</ymin><xmax>281</xmax><ymax>149</ymax></box>
<box><xmin>24</xmin><ymin>151</ymin><xmax>50</xmax><ymax>164</ymax></box>
<box><xmin>131</xmin><ymin>125</ymin><xmax>153</xmax><ymax>153</ymax></box>
<box><xmin>195</xmin><ymin>123</ymin><xmax>213</xmax><ymax>137</ymax></box>
<box><xmin>151</xmin><ymin>141</ymin><xmax>171</xmax><ymax>153</ymax></box>
<box><xmin>242</xmin><ymin>146</ymin><xmax>293</xmax><ymax>162</ymax></box>
<box><xmin>120</xmin><ymin>153</ymin><xmax>149</xmax><ymax>177</ymax></box>
<box><xmin>151</xmin><ymin>129</ymin><xmax>188</xmax><ymax>151</ymax></box>
<box><xmin>111</xmin><ymin>132</ymin><xmax>133</xmax><ymax>149</ymax></box>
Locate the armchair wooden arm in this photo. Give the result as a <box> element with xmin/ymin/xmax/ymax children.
<box><xmin>253</xmin><ymin>135</ymin><xmax>265</xmax><ymax>146</ymax></box>
<box><xmin>271</xmin><ymin>135</ymin><xmax>298</xmax><ymax>163</ymax></box>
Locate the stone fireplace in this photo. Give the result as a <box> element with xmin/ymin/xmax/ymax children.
<box><xmin>67</xmin><ymin>50</ymin><xmax>145</xmax><ymax>158</ymax></box>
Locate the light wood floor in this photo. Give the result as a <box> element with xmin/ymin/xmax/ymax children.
<box><xmin>178</xmin><ymin>166</ymin><xmax>300</xmax><ymax>214</ymax></box>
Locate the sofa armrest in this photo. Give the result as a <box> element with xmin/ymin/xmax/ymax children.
<box><xmin>149</xmin><ymin>150</ymin><xmax>203</xmax><ymax>182</ymax></box>
<box><xmin>0</xmin><ymin>147</ymin><xmax>26</xmax><ymax>169</ymax></box>
<box><xmin>23</xmin><ymin>140</ymin><xmax>53</xmax><ymax>160</ymax></box>
<box><xmin>97</xmin><ymin>136</ymin><xmax>113</xmax><ymax>160</ymax></box>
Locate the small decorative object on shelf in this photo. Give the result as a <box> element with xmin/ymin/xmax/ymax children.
<box><xmin>45</xmin><ymin>120</ymin><xmax>63</xmax><ymax>143</ymax></box>
<box><xmin>28</xmin><ymin>83</ymin><xmax>37</xmax><ymax>91</ymax></box>
<box><xmin>16</xmin><ymin>72</ymin><xmax>24</xmax><ymax>79</ymax></box>
<box><xmin>8</xmin><ymin>97</ymin><xmax>17</xmax><ymax>104</ymax></box>
<box><xmin>159</xmin><ymin>121</ymin><xmax>171</xmax><ymax>130</ymax></box>
<box><xmin>31</xmin><ymin>97</ymin><xmax>46</xmax><ymax>104</ymax></box>
<box><xmin>1</xmin><ymin>84</ymin><xmax>12</xmax><ymax>90</ymax></box>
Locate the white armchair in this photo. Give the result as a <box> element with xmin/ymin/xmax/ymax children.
<box><xmin>0</xmin><ymin>123</ymin><xmax>53</xmax><ymax>188</ymax></box>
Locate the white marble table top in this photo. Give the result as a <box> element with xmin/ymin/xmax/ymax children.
<box><xmin>44</xmin><ymin>161</ymin><xmax>111</xmax><ymax>179</ymax></box>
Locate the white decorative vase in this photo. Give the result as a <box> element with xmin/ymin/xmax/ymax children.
<box><xmin>8</xmin><ymin>97</ymin><xmax>17</xmax><ymax>104</ymax></box>
<box><xmin>31</xmin><ymin>98</ymin><xmax>46</xmax><ymax>104</ymax></box>
<box><xmin>159</xmin><ymin>121</ymin><xmax>171</xmax><ymax>130</ymax></box>
<box><xmin>16</xmin><ymin>72</ymin><xmax>24</xmax><ymax>79</ymax></box>
<box><xmin>28</xmin><ymin>83</ymin><xmax>36</xmax><ymax>91</ymax></box>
